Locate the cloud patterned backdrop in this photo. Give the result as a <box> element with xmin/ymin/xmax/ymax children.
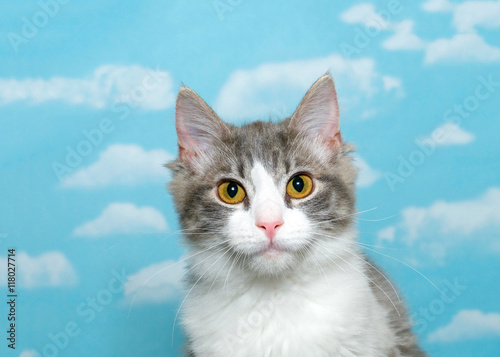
<box><xmin>1</xmin><ymin>0</ymin><xmax>499</xmax><ymax>356</ymax></box>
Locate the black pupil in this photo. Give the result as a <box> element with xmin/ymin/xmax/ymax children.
<box><xmin>226</xmin><ymin>182</ymin><xmax>239</xmax><ymax>198</ymax></box>
<box><xmin>293</xmin><ymin>176</ymin><xmax>304</xmax><ymax>192</ymax></box>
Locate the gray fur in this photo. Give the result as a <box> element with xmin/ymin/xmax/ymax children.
<box><xmin>168</xmin><ymin>118</ymin><xmax>357</xmax><ymax>241</ymax></box>
<box><xmin>364</xmin><ymin>256</ymin><xmax>426</xmax><ymax>356</ymax></box>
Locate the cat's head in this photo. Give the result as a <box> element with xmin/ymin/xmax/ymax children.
<box><xmin>168</xmin><ymin>74</ymin><xmax>358</xmax><ymax>277</ymax></box>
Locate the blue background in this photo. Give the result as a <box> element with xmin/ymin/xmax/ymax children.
<box><xmin>1</xmin><ymin>0</ymin><xmax>499</xmax><ymax>356</ymax></box>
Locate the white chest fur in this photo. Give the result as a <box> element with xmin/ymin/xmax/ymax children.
<box><xmin>182</xmin><ymin>255</ymin><xmax>396</xmax><ymax>357</ymax></box>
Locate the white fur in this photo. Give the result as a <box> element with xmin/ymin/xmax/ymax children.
<box><xmin>250</xmin><ymin>162</ymin><xmax>285</xmax><ymax>227</ymax></box>
<box><xmin>183</xmin><ymin>163</ymin><xmax>396</xmax><ymax>356</ymax></box>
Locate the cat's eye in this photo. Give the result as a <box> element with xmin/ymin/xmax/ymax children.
<box><xmin>218</xmin><ymin>181</ymin><xmax>246</xmax><ymax>204</ymax></box>
<box><xmin>286</xmin><ymin>174</ymin><xmax>313</xmax><ymax>199</ymax></box>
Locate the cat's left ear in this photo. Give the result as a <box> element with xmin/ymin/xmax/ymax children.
<box><xmin>174</xmin><ymin>86</ymin><xmax>230</xmax><ymax>165</ymax></box>
<box><xmin>289</xmin><ymin>74</ymin><xmax>341</xmax><ymax>150</ymax></box>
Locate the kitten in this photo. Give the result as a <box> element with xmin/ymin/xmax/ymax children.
<box><xmin>168</xmin><ymin>74</ymin><xmax>425</xmax><ymax>357</ymax></box>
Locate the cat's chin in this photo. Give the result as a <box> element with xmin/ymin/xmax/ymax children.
<box><xmin>247</xmin><ymin>248</ymin><xmax>296</xmax><ymax>275</ymax></box>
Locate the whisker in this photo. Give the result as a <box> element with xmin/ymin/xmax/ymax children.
<box><xmin>142</xmin><ymin>227</ymin><xmax>227</xmax><ymax>261</ymax></box>
<box><xmin>176</xmin><ymin>241</ymin><xmax>232</xmax><ymax>283</ymax></box>
<box><xmin>309</xmin><ymin>207</ymin><xmax>378</xmax><ymax>227</ymax></box>
<box><xmin>132</xmin><ymin>226</ymin><xmax>227</xmax><ymax>238</ymax></box>
<box><xmin>172</xmin><ymin>246</ymin><xmax>232</xmax><ymax>346</ymax></box>
<box><xmin>310</xmin><ymin>231</ymin><xmax>390</xmax><ymax>250</ymax></box>
<box><xmin>312</xmin><ymin>247</ymin><xmax>346</xmax><ymax>273</ymax></box>
<box><xmin>224</xmin><ymin>250</ymin><xmax>243</xmax><ymax>295</ymax></box>
<box><xmin>324</xmin><ymin>243</ymin><xmax>401</xmax><ymax>303</ymax></box>
<box><xmin>357</xmin><ymin>241</ymin><xmax>397</xmax><ymax>250</ymax></box>
<box><xmin>315</xmin><ymin>242</ymin><xmax>401</xmax><ymax>316</ymax></box>
<box><xmin>357</xmin><ymin>214</ymin><xmax>399</xmax><ymax>222</ymax></box>
<box><xmin>207</xmin><ymin>248</ymin><xmax>235</xmax><ymax>294</ymax></box>
<box><xmin>303</xmin><ymin>245</ymin><xmax>332</xmax><ymax>290</ymax></box>
<box><xmin>361</xmin><ymin>246</ymin><xmax>452</xmax><ymax>303</ymax></box>
<box><xmin>127</xmin><ymin>239</ymin><xmax>230</xmax><ymax>317</ymax></box>
<box><xmin>311</xmin><ymin>231</ymin><xmax>402</xmax><ymax>303</ymax></box>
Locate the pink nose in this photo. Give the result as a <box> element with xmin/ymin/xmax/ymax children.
<box><xmin>256</xmin><ymin>220</ymin><xmax>284</xmax><ymax>241</ymax></box>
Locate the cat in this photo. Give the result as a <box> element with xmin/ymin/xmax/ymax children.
<box><xmin>167</xmin><ymin>74</ymin><xmax>425</xmax><ymax>357</ymax></box>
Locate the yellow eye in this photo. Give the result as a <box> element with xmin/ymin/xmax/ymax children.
<box><xmin>286</xmin><ymin>174</ymin><xmax>313</xmax><ymax>199</ymax></box>
<box><xmin>218</xmin><ymin>181</ymin><xmax>246</xmax><ymax>204</ymax></box>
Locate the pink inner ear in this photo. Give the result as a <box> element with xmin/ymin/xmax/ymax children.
<box><xmin>291</xmin><ymin>74</ymin><xmax>341</xmax><ymax>149</ymax></box>
<box><xmin>178</xmin><ymin>141</ymin><xmax>197</xmax><ymax>162</ymax></box>
<box><xmin>324</xmin><ymin>132</ymin><xmax>342</xmax><ymax>150</ymax></box>
<box><xmin>174</xmin><ymin>86</ymin><xmax>229</xmax><ymax>164</ymax></box>
<box><xmin>317</xmin><ymin>92</ymin><xmax>340</xmax><ymax>146</ymax></box>
<box><xmin>175</xmin><ymin>106</ymin><xmax>196</xmax><ymax>161</ymax></box>
<box><xmin>176</xmin><ymin>107</ymin><xmax>200</xmax><ymax>161</ymax></box>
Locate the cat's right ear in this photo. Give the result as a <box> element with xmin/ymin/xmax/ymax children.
<box><xmin>175</xmin><ymin>86</ymin><xmax>230</xmax><ymax>166</ymax></box>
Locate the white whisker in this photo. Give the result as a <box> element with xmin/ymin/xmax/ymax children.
<box><xmin>315</xmin><ymin>241</ymin><xmax>401</xmax><ymax>316</ymax></box>
<box><xmin>356</xmin><ymin>213</ymin><xmax>399</xmax><ymax>222</ymax></box>
<box><xmin>303</xmin><ymin>245</ymin><xmax>332</xmax><ymax>290</ymax></box>
<box><xmin>176</xmin><ymin>242</ymin><xmax>231</xmax><ymax>283</ymax></box>
<box><xmin>311</xmin><ymin>231</ymin><xmax>391</xmax><ymax>250</ymax></box>
<box><xmin>224</xmin><ymin>250</ymin><xmax>243</xmax><ymax>295</ymax></box>
<box><xmin>317</xmin><ymin>239</ymin><xmax>402</xmax><ymax>304</ymax></box>
<box><xmin>127</xmin><ymin>239</ymin><xmax>230</xmax><ymax>317</ymax></box>
<box><xmin>207</xmin><ymin>248</ymin><xmax>235</xmax><ymax>294</ymax></box>
<box><xmin>309</xmin><ymin>207</ymin><xmax>378</xmax><ymax>227</ymax></box>
<box><xmin>172</xmin><ymin>246</ymin><xmax>232</xmax><ymax>346</ymax></box>
<box><xmin>361</xmin><ymin>245</ymin><xmax>452</xmax><ymax>303</ymax></box>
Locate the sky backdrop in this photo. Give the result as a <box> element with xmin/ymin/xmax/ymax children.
<box><xmin>1</xmin><ymin>0</ymin><xmax>500</xmax><ymax>356</ymax></box>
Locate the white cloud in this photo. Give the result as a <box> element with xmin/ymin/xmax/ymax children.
<box><xmin>124</xmin><ymin>259</ymin><xmax>184</xmax><ymax>304</ymax></box>
<box><xmin>19</xmin><ymin>350</ymin><xmax>40</xmax><ymax>357</ymax></box>
<box><xmin>353</xmin><ymin>156</ymin><xmax>382</xmax><ymax>188</ymax></box>
<box><xmin>421</xmin><ymin>0</ymin><xmax>454</xmax><ymax>12</ymax></box>
<box><xmin>214</xmin><ymin>54</ymin><xmax>401</xmax><ymax>121</ymax></box>
<box><xmin>340</xmin><ymin>4</ymin><xmax>426</xmax><ymax>52</ymax></box>
<box><xmin>421</xmin><ymin>0</ymin><xmax>500</xmax><ymax>63</ymax></box>
<box><xmin>0</xmin><ymin>251</ymin><xmax>77</xmax><ymax>288</ymax></box>
<box><xmin>422</xmin><ymin>0</ymin><xmax>500</xmax><ymax>32</ymax></box>
<box><xmin>340</xmin><ymin>3</ymin><xmax>390</xmax><ymax>29</ymax></box>
<box><xmin>381</xmin><ymin>75</ymin><xmax>405</xmax><ymax>97</ymax></box>
<box><xmin>0</xmin><ymin>65</ymin><xmax>175</xmax><ymax>110</ymax></box>
<box><xmin>394</xmin><ymin>187</ymin><xmax>500</xmax><ymax>243</ymax></box>
<box><xmin>425</xmin><ymin>32</ymin><xmax>500</xmax><ymax>64</ymax></box>
<box><xmin>377</xmin><ymin>226</ymin><xmax>396</xmax><ymax>243</ymax></box>
<box><xmin>377</xmin><ymin>188</ymin><xmax>500</xmax><ymax>263</ymax></box>
<box><xmin>428</xmin><ymin>310</ymin><xmax>500</xmax><ymax>343</ymax></box>
<box><xmin>382</xmin><ymin>20</ymin><xmax>427</xmax><ymax>50</ymax></box>
<box><xmin>419</xmin><ymin>122</ymin><xmax>475</xmax><ymax>147</ymax></box>
<box><xmin>422</xmin><ymin>1</ymin><xmax>500</xmax><ymax>63</ymax></box>
<box><xmin>453</xmin><ymin>1</ymin><xmax>500</xmax><ymax>32</ymax></box>
<box><xmin>61</xmin><ymin>144</ymin><xmax>173</xmax><ymax>189</ymax></box>
<box><xmin>73</xmin><ymin>202</ymin><xmax>168</xmax><ymax>238</ymax></box>
<box><xmin>344</xmin><ymin>0</ymin><xmax>500</xmax><ymax>63</ymax></box>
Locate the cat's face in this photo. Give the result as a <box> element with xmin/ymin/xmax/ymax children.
<box><xmin>169</xmin><ymin>74</ymin><xmax>358</xmax><ymax>277</ymax></box>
